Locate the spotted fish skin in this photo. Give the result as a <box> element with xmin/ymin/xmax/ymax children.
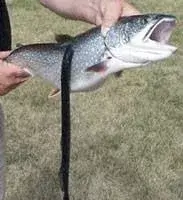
<box><xmin>7</xmin><ymin>28</ymin><xmax>106</xmax><ymax>92</ymax></box>
<box><xmin>6</xmin><ymin>14</ymin><xmax>177</xmax><ymax>92</ymax></box>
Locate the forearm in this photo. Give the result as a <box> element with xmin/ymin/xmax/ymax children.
<box><xmin>40</xmin><ymin>0</ymin><xmax>94</xmax><ymax>22</ymax></box>
<box><xmin>40</xmin><ymin>0</ymin><xmax>140</xmax><ymax>33</ymax></box>
<box><xmin>40</xmin><ymin>0</ymin><xmax>140</xmax><ymax>25</ymax></box>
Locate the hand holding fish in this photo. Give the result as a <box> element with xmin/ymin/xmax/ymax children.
<box><xmin>40</xmin><ymin>0</ymin><xmax>140</xmax><ymax>34</ymax></box>
<box><xmin>0</xmin><ymin>52</ymin><xmax>30</xmax><ymax>95</ymax></box>
<box><xmin>95</xmin><ymin>0</ymin><xmax>140</xmax><ymax>34</ymax></box>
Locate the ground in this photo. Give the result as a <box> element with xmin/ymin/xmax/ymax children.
<box><xmin>1</xmin><ymin>0</ymin><xmax>183</xmax><ymax>199</ymax></box>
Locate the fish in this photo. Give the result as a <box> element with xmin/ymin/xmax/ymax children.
<box><xmin>6</xmin><ymin>14</ymin><xmax>177</xmax><ymax>93</ymax></box>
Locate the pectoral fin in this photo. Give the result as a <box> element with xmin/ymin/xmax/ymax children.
<box><xmin>55</xmin><ymin>34</ymin><xmax>73</xmax><ymax>43</ymax></box>
<box><xmin>48</xmin><ymin>88</ymin><xmax>60</xmax><ymax>99</ymax></box>
<box><xmin>86</xmin><ymin>62</ymin><xmax>108</xmax><ymax>73</ymax></box>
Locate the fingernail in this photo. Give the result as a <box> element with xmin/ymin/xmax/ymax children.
<box><xmin>101</xmin><ymin>27</ymin><xmax>110</xmax><ymax>37</ymax></box>
<box><xmin>23</xmin><ymin>68</ymin><xmax>34</xmax><ymax>77</ymax></box>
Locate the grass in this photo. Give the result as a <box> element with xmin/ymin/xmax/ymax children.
<box><xmin>1</xmin><ymin>0</ymin><xmax>183</xmax><ymax>199</ymax></box>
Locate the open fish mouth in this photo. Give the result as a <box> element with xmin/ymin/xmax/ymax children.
<box><xmin>105</xmin><ymin>15</ymin><xmax>177</xmax><ymax>65</ymax></box>
<box><xmin>144</xmin><ymin>17</ymin><xmax>176</xmax><ymax>50</ymax></box>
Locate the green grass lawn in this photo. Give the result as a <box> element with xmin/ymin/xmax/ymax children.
<box><xmin>1</xmin><ymin>0</ymin><xmax>183</xmax><ymax>199</ymax></box>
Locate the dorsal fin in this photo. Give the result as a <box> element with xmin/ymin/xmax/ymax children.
<box><xmin>55</xmin><ymin>34</ymin><xmax>73</xmax><ymax>43</ymax></box>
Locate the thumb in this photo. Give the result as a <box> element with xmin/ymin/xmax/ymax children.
<box><xmin>101</xmin><ymin>0</ymin><xmax>122</xmax><ymax>35</ymax></box>
<box><xmin>0</xmin><ymin>51</ymin><xmax>11</xmax><ymax>59</ymax></box>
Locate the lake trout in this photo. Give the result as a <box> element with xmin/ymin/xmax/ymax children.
<box><xmin>6</xmin><ymin>14</ymin><xmax>177</xmax><ymax>92</ymax></box>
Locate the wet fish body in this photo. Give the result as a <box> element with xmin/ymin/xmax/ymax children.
<box><xmin>7</xmin><ymin>14</ymin><xmax>177</xmax><ymax>92</ymax></box>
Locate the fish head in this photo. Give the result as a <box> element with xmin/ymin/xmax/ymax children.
<box><xmin>104</xmin><ymin>14</ymin><xmax>177</xmax><ymax>72</ymax></box>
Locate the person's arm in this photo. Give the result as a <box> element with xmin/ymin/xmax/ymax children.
<box><xmin>0</xmin><ymin>52</ymin><xmax>30</xmax><ymax>96</ymax></box>
<box><xmin>40</xmin><ymin>0</ymin><xmax>140</xmax><ymax>30</ymax></box>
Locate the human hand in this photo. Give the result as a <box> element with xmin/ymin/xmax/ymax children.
<box><xmin>91</xmin><ymin>0</ymin><xmax>141</xmax><ymax>34</ymax></box>
<box><xmin>0</xmin><ymin>51</ymin><xmax>31</xmax><ymax>96</ymax></box>
<box><xmin>41</xmin><ymin>0</ymin><xmax>140</xmax><ymax>34</ymax></box>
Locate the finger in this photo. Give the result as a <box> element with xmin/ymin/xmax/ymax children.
<box><xmin>15</xmin><ymin>70</ymin><xmax>31</xmax><ymax>78</ymax></box>
<box><xmin>95</xmin><ymin>13</ymin><xmax>103</xmax><ymax>26</ymax></box>
<box><xmin>101</xmin><ymin>26</ymin><xmax>110</xmax><ymax>37</ymax></box>
<box><xmin>102</xmin><ymin>0</ymin><xmax>122</xmax><ymax>31</ymax></box>
<box><xmin>7</xmin><ymin>73</ymin><xmax>30</xmax><ymax>85</ymax></box>
<box><xmin>5</xmin><ymin>63</ymin><xmax>32</xmax><ymax>77</ymax></box>
<box><xmin>11</xmin><ymin>69</ymin><xmax>31</xmax><ymax>79</ymax></box>
<box><xmin>14</xmin><ymin>76</ymin><xmax>30</xmax><ymax>85</ymax></box>
<box><xmin>0</xmin><ymin>81</ymin><xmax>25</xmax><ymax>96</ymax></box>
<box><xmin>0</xmin><ymin>51</ymin><xmax>11</xmax><ymax>59</ymax></box>
<box><xmin>6</xmin><ymin>81</ymin><xmax>25</xmax><ymax>92</ymax></box>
